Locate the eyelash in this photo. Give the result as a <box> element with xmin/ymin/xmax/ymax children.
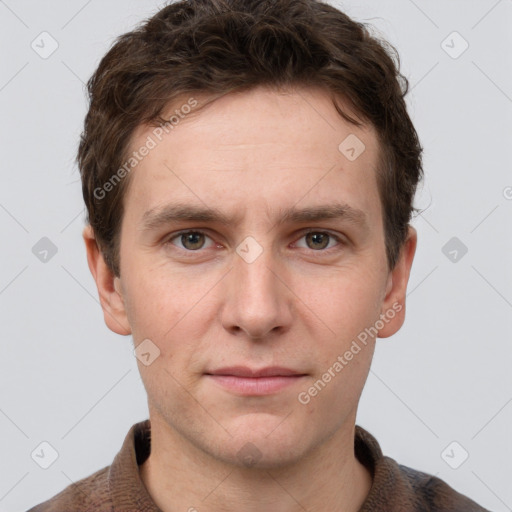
<box><xmin>164</xmin><ymin>229</ymin><xmax>346</xmax><ymax>254</ymax></box>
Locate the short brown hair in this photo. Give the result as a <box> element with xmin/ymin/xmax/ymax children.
<box><xmin>78</xmin><ymin>0</ymin><xmax>423</xmax><ymax>276</ymax></box>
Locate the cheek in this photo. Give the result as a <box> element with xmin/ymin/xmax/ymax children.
<box><xmin>295</xmin><ymin>273</ymin><xmax>381</xmax><ymax>407</ymax></box>
<box><xmin>315</xmin><ymin>352</ymin><xmax>373</xmax><ymax>424</ymax></box>
<box><xmin>303</xmin><ymin>279</ymin><xmax>378</xmax><ymax>404</ymax></box>
<box><xmin>299</xmin><ymin>267</ymin><xmax>382</xmax><ymax>337</ymax></box>
<box><xmin>123</xmin><ymin>262</ymin><xmax>195</xmax><ymax>331</ymax></box>
<box><xmin>124</xmin><ymin>266</ymin><xmax>218</xmax><ymax>374</ymax></box>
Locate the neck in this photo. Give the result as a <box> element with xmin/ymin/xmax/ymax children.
<box><xmin>139</xmin><ymin>413</ymin><xmax>372</xmax><ymax>512</ymax></box>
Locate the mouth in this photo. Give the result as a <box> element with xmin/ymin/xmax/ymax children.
<box><xmin>204</xmin><ymin>366</ymin><xmax>308</xmax><ymax>396</ymax></box>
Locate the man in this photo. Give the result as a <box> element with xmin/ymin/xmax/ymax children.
<box><xmin>28</xmin><ymin>0</ymin><xmax>490</xmax><ymax>510</ymax></box>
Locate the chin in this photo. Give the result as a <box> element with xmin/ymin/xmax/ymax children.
<box><xmin>225</xmin><ymin>440</ymin><xmax>307</xmax><ymax>471</ymax></box>
<box><xmin>219</xmin><ymin>415</ymin><xmax>312</xmax><ymax>469</ymax></box>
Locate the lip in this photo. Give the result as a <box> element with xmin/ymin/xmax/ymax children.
<box><xmin>205</xmin><ymin>366</ymin><xmax>307</xmax><ymax>396</ymax></box>
<box><xmin>207</xmin><ymin>366</ymin><xmax>305</xmax><ymax>378</ymax></box>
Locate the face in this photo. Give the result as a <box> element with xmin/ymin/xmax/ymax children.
<box><xmin>86</xmin><ymin>85</ymin><xmax>416</xmax><ymax>469</ymax></box>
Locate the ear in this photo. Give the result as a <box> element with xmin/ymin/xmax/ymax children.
<box><xmin>83</xmin><ymin>225</ymin><xmax>131</xmax><ymax>335</ymax></box>
<box><xmin>377</xmin><ymin>225</ymin><xmax>417</xmax><ymax>338</ymax></box>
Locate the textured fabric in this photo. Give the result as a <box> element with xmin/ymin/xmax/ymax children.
<box><xmin>27</xmin><ymin>419</ymin><xmax>490</xmax><ymax>512</ymax></box>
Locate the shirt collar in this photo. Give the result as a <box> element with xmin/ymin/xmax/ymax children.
<box><xmin>108</xmin><ymin>419</ymin><xmax>160</xmax><ymax>512</ymax></box>
<box><xmin>107</xmin><ymin>419</ymin><xmax>414</xmax><ymax>512</ymax></box>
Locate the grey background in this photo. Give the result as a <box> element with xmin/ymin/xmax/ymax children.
<box><xmin>1</xmin><ymin>0</ymin><xmax>511</xmax><ymax>510</ymax></box>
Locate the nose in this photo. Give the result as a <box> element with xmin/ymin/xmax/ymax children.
<box><xmin>220</xmin><ymin>242</ymin><xmax>293</xmax><ymax>341</ymax></box>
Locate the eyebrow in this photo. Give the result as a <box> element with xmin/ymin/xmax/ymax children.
<box><xmin>140</xmin><ymin>202</ymin><xmax>369</xmax><ymax>233</ymax></box>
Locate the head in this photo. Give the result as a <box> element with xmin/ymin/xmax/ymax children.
<box><xmin>82</xmin><ymin>0</ymin><xmax>422</xmax><ymax>469</ymax></box>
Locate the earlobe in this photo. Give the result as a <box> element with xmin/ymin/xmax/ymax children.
<box><xmin>377</xmin><ymin>225</ymin><xmax>417</xmax><ymax>339</ymax></box>
<box><xmin>83</xmin><ymin>225</ymin><xmax>131</xmax><ymax>336</ymax></box>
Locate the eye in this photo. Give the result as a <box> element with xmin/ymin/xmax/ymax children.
<box><xmin>164</xmin><ymin>229</ymin><xmax>345</xmax><ymax>254</ymax></box>
<box><xmin>294</xmin><ymin>231</ymin><xmax>344</xmax><ymax>251</ymax></box>
<box><xmin>167</xmin><ymin>230</ymin><xmax>215</xmax><ymax>251</ymax></box>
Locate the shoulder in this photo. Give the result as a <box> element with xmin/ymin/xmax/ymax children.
<box><xmin>395</xmin><ymin>461</ymin><xmax>491</xmax><ymax>512</ymax></box>
<box><xmin>25</xmin><ymin>465</ymin><xmax>112</xmax><ymax>512</ymax></box>
<box><xmin>26</xmin><ymin>419</ymin><xmax>153</xmax><ymax>512</ymax></box>
<box><xmin>355</xmin><ymin>425</ymin><xmax>490</xmax><ymax>512</ymax></box>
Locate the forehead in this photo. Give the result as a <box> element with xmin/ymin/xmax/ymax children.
<box><xmin>122</xmin><ymin>86</ymin><xmax>382</xmax><ymax>227</ymax></box>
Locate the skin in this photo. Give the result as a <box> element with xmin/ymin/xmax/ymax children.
<box><xmin>84</xmin><ymin>85</ymin><xmax>417</xmax><ymax>512</ymax></box>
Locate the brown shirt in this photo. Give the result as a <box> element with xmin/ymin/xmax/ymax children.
<box><xmin>26</xmin><ymin>419</ymin><xmax>490</xmax><ymax>512</ymax></box>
